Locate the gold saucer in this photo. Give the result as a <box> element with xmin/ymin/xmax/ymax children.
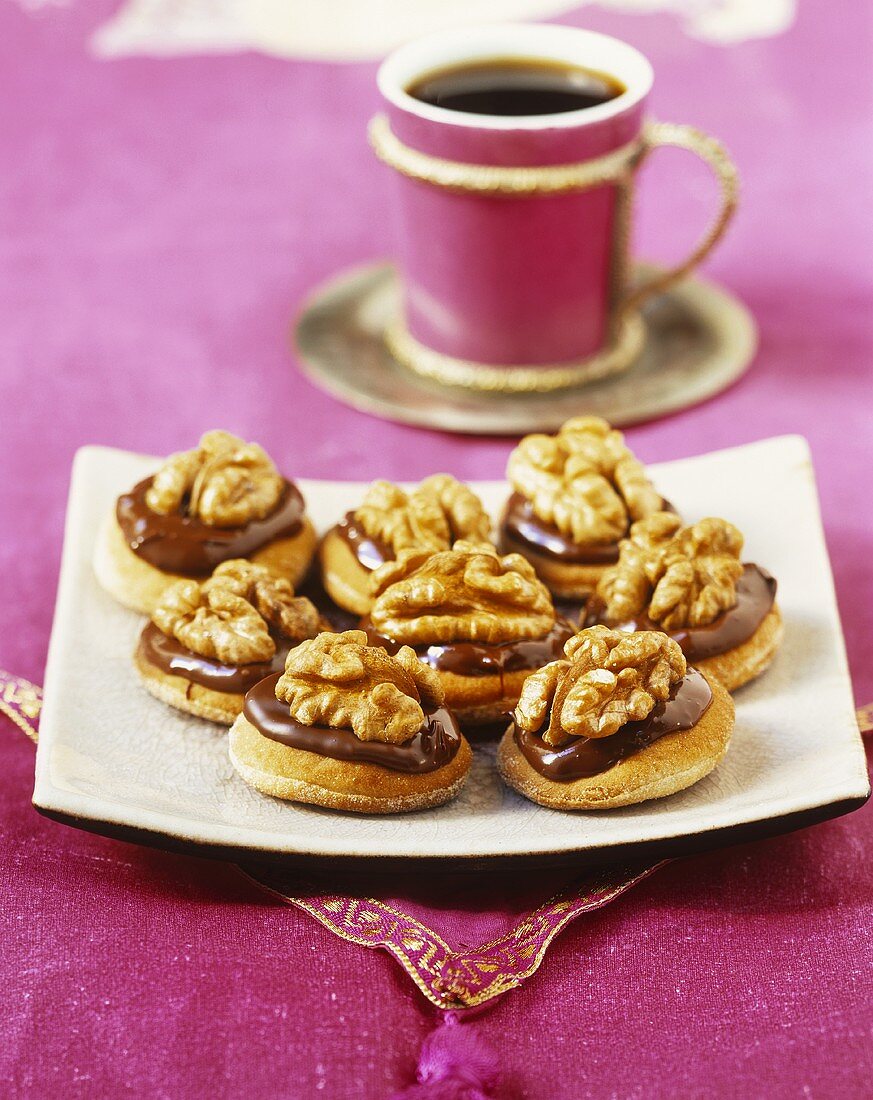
<box><xmin>294</xmin><ymin>262</ymin><xmax>757</xmax><ymax>435</ymax></box>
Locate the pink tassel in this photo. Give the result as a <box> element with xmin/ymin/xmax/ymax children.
<box><xmin>392</xmin><ymin>1012</ymin><xmax>500</xmax><ymax>1099</ymax></box>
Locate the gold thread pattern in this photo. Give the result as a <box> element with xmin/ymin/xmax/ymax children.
<box><xmin>0</xmin><ymin>675</ymin><xmax>41</xmax><ymax>743</ymax></box>
<box><xmin>241</xmin><ymin>861</ymin><xmax>667</xmax><ymax>1009</ymax></box>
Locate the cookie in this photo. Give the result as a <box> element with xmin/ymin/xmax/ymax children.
<box><xmin>134</xmin><ymin>559</ymin><xmax>324</xmax><ymax>724</ymax></box>
<box><xmin>95</xmin><ymin>509</ymin><xmax>316</xmax><ymax>615</ymax></box>
<box><xmin>694</xmin><ymin>605</ymin><xmax>783</xmax><ymax>692</ymax></box>
<box><xmin>498</xmin><ymin>671</ymin><xmax>734</xmax><ymax>809</ymax></box>
<box><xmin>497</xmin><ymin>626</ymin><xmax>735</xmax><ymax>809</ymax></box>
<box><xmin>229</xmin><ymin>631</ymin><xmax>472</xmax><ymax>814</ymax></box>
<box><xmin>134</xmin><ymin>647</ymin><xmax>249</xmax><ymax>725</ymax></box>
<box><xmin>499</xmin><ymin>417</ymin><xmax>671</xmax><ymax>599</ymax></box>
<box><xmin>229</xmin><ymin>711</ymin><xmax>472</xmax><ymax>814</ymax></box>
<box><xmin>93</xmin><ymin>430</ymin><xmax>316</xmax><ymax>613</ymax></box>
<box><xmin>590</xmin><ymin>514</ymin><xmax>782</xmax><ymax>691</ymax></box>
<box><xmin>319</xmin><ymin>474</ymin><xmax>491</xmax><ymax>615</ymax></box>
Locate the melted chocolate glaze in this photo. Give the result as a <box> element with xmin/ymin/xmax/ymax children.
<box><xmin>501</xmin><ymin>492</ymin><xmax>621</xmax><ymax>564</ymax></box>
<box><xmin>334</xmin><ymin>511</ymin><xmax>391</xmax><ymax>572</ymax></box>
<box><xmin>514</xmin><ymin>666</ymin><xmax>713</xmax><ymax>781</ymax></box>
<box><xmin>117</xmin><ymin>477</ymin><xmax>304</xmax><ymax>577</ymax></box>
<box><xmin>585</xmin><ymin>564</ymin><xmax>776</xmax><ymax>662</ymax></box>
<box><xmin>501</xmin><ymin>492</ymin><xmax>675</xmax><ymax>565</ymax></box>
<box><xmin>138</xmin><ymin>622</ymin><xmax>286</xmax><ymax>694</ymax></box>
<box><xmin>243</xmin><ymin>673</ymin><xmax>461</xmax><ymax>773</ymax></box>
<box><xmin>362</xmin><ymin>618</ymin><xmax>575</xmax><ymax>680</ymax></box>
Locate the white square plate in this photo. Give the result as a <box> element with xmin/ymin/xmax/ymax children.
<box><xmin>33</xmin><ymin>437</ymin><xmax>869</xmax><ymax>868</ymax></box>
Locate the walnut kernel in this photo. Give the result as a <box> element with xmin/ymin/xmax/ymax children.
<box><xmin>515</xmin><ymin>626</ymin><xmax>686</xmax><ymax>747</ymax></box>
<box><xmin>598</xmin><ymin>515</ymin><xmax>744</xmax><ymax>630</ymax></box>
<box><xmin>368</xmin><ymin>540</ymin><xmax>555</xmax><ymax>646</ymax></box>
<box><xmin>275</xmin><ymin>630</ymin><xmax>444</xmax><ymax>744</ymax></box>
<box><xmin>152</xmin><ymin>580</ymin><xmax>275</xmax><ymax>665</ymax></box>
<box><xmin>353</xmin><ymin>474</ymin><xmax>491</xmax><ymax>558</ymax></box>
<box><xmin>507</xmin><ymin>416</ymin><xmax>663</xmax><ymax>544</ymax></box>
<box><xmin>145</xmin><ymin>430</ymin><xmax>284</xmax><ymax>527</ymax></box>
<box><xmin>151</xmin><ymin>559</ymin><xmax>320</xmax><ymax>663</ymax></box>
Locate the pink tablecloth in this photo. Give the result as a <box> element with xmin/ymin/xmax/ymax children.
<box><xmin>1</xmin><ymin>2</ymin><xmax>871</xmax><ymax>1096</ymax></box>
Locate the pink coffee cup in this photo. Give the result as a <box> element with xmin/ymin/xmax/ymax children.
<box><xmin>373</xmin><ymin>23</ymin><xmax>737</xmax><ymax>390</ymax></box>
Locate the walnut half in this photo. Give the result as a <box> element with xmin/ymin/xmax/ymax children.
<box><xmin>145</xmin><ymin>430</ymin><xmax>284</xmax><ymax>527</ymax></box>
<box><xmin>368</xmin><ymin>540</ymin><xmax>555</xmax><ymax>646</ymax></box>
<box><xmin>597</xmin><ymin>515</ymin><xmax>744</xmax><ymax>630</ymax></box>
<box><xmin>353</xmin><ymin>474</ymin><xmax>491</xmax><ymax>558</ymax></box>
<box><xmin>506</xmin><ymin>416</ymin><xmax>663</xmax><ymax>545</ymax></box>
<box><xmin>152</xmin><ymin>559</ymin><xmax>320</xmax><ymax>664</ymax></box>
<box><xmin>275</xmin><ymin>630</ymin><xmax>445</xmax><ymax>744</ymax></box>
<box><xmin>515</xmin><ymin>626</ymin><xmax>686</xmax><ymax>747</ymax></box>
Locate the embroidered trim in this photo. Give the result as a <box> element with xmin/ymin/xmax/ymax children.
<box><xmin>0</xmin><ymin>673</ymin><xmax>41</xmax><ymax>743</ymax></box>
<box><xmin>242</xmin><ymin>861</ymin><xmax>665</xmax><ymax>1008</ymax></box>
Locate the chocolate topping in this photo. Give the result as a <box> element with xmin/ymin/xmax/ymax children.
<box><xmin>334</xmin><ymin>511</ymin><xmax>391</xmax><ymax>572</ymax></box>
<box><xmin>514</xmin><ymin>666</ymin><xmax>713</xmax><ymax>781</ymax></box>
<box><xmin>117</xmin><ymin>477</ymin><xmax>304</xmax><ymax>577</ymax></box>
<box><xmin>138</xmin><ymin>621</ymin><xmax>286</xmax><ymax>694</ymax></box>
<box><xmin>243</xmin><ymin>673</ymin><xmax>462</xmax><ymax>773</ymax></box>
<box><xmin>362</xmin><ymin>617</ymin><xmax>575</xmax><ymax>680</ymax></box>
<box><xmin>501</xmin><ymin>492</ymin><xmax>621</xmax><ymax>564</ymax></box>
<box><xmin>585</xmin><ymin>564</ymin><xmax>776</xmax><ymax>662</ymax></box>
<box><xmin>501</xmin><ymin>492</ymin><xmax>675</xmax><ymax>565</ymax></box>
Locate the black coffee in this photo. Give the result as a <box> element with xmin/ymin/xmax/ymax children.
<box><xmin>407</xmin><ymin>57</ymin><xmax>625</xmax><ymax>117</ymax></box>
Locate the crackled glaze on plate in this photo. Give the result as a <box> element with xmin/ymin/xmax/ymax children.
<box><xmin>32</xmin><ymin>438</ymin><xmax>870</xmax><ymax>864</ymax></box>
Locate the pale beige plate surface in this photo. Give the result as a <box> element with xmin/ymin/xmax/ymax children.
<box><xmin>294</xmin><ymin>262</ymin><xmax>758</xmax><ymax>435</ymax></box>
<box><xmin>32</xmin><ymin>438</ymin><xmax>869</xmax><ymax>866</ymax></box>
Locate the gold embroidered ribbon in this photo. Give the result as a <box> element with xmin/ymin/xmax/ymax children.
<box><xmin>240</xmin><ymin>860</ymin><xmax>665</xmax><ymax>1009</ymax></box>
<box><xmin>6</xmin><ymin>669</ymin><xmax>869</xmax><ymax>1009</ymax></box>
<box><xmin>1</xmin><ymin>674</ymin><xmax>40</xmax><ymax>743</ymax></box>
<box><xmin>369</xmin><ymin>114</ymin><xmax>739</xmax><ymax>393</ymax></box>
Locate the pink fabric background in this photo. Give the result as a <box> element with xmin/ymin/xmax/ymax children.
<box><xmin>0</xmin><ymin>2</ymin><xmax>871</xmax><ymax>1096</ymax></box>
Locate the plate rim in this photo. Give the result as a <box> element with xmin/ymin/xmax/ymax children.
<box><xmin>32</xmin><ymin>437</ymin><xmax>871</xmax><ymax>868</ymax></box>
<box><xmin>32</xmin><ymin>792</ymin><xmax>870</xmax><ymax>872</ymax></box>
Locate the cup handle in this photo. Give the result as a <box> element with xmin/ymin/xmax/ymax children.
<box><xmin>620</xmin><ymin>121</ymin><xmax>739</xmax><ymax>312</ymax></box>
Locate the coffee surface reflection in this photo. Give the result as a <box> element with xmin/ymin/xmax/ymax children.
<box><xmin>407</xmin><ymin>57</ymin><xmax>626</xmax><ymax>117</ymax></box>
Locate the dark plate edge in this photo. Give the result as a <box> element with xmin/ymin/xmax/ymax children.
<box><xmin>33</xmin><ymin>788</ymin><xmax>869</xmax><ymax>875</ymax></box>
